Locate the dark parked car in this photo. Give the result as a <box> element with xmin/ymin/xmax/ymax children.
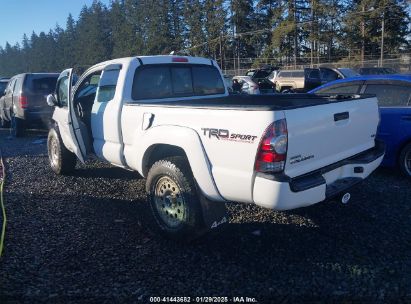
<box><xmin>245</xmin><ymin>67</ymin><xmax>277</xmax><ymax>92</ymax></box>
<box><xmin>358</xmin><ymin>67</ymin><xmax>397</xmax><ymax>75</ymax></box>
<box><xmin>0</xmin><ymin>73</ymin><xmax>58</xmax><ymax>135</ymax></box>
<box><xmin>310</xmin><ymin>75</ymin><xmax>411</xmax><ymax>177</ymax></box>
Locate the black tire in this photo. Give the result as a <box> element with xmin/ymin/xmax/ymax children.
<box><xmin>11</xmin><ymin>112</ymin><xmax>25</xmax><ymax>137</ymax></box>
<box><xmin>399</xmin><ymin>143</ymin><xmax>411</xmax><ymax>178</ymax></box>
<box><xmin>146</xmin><ymin>157</ymin><xmax>205</xmax><ymax>241</ymax></box>
<box><xmin>47</xmin><ymin>127</ymin><xmax>77</xmax><ymax>175</ymax></box>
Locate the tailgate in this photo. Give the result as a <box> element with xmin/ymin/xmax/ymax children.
<box><xmin>27</xmin><ymin>93</ymin><xmax>51</xmax><ymax>111</ymax></box>
<box><xmin>284</xmin><ymin>97</ymin><xmax>379</xmax><ymax>178</ymax></box>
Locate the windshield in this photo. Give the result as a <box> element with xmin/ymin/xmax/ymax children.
<box><xmin>338</xmin><ymin>68</ymin><xmax>359</xmax><ymax>78</ymax></box>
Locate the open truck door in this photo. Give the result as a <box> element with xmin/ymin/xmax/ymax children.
<box><xmin>51</xmin><ymin>68</ymin><xmax>87</xmax><ymax>163</ymax></box>
<box><xmin>66</xmin><ymin>68</ymin><xmax>89</xmax><ymax>163</ymax></box>
<box><xmin>304</xmin><ymin>68</ymin><xmax>322</xmax><ymax>92</ymax></box>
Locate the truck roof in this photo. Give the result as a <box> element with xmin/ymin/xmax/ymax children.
<box><xmin>95</xmin><ymin>55</ymin><xmax>215</xmax><ymax>67</ymax></box>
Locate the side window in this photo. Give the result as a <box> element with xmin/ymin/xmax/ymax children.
<box><xmin>281</xmin><ymin>71</ymin><xmax>291</xmax><ymax>78</ymax></box>
<box><xmin>364</xmin><ymin>84</ymin><xmax>411</xmax><ymax>107</ymax></box>
<box><xmin>6</xmin><ymin>79</ymin><xmax>16</xmax><ymax>95</ymax></box>
<box><xmin>14</xmin><ymin>77</ymin><xmax>23</xmax><ymax>94</ymax></box>
<box><xmin>57</xmin><ymin>76</ymin><xmax>69</xmax><ymax>107</ymax></box>
<box><xmin>321</xmin><ymin>69</ymin><xmax>339</xmax><ymax>82</ymax></box>
<box><xmin>317</xmin><ymin>84</ymin><xmax>360</xmax><ymax>94</ymax></box>
<box><xmin>96</xmin><ymin>69</ymin><xmax>120</xmax><ymax>103</ymax></box>
<box><xmin>292</xmin><ymin>71</ymin><xmax>304</xmax><ymax>78</ymax></box>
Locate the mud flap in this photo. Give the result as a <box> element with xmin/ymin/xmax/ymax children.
<box><xmin>199</xmin><ymin>194</ymin><xmax>228</xmax><ymax>231</ymax></box>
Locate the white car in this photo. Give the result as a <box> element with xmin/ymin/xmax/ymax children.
<box><xmin>46</xmin><ymin>55</ymin><xmax>384</xmax><ymax>241</ymax></box>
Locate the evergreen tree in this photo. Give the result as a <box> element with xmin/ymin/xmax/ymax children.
<box><xmin>183</xmin><ymin>0</ymin><xmax>206</xmax><ymax>56</ymax></box>
<box><xmin>74</xmin><ymin>1</ymin><xmax>112</xmax><ymax>67</ymax></box>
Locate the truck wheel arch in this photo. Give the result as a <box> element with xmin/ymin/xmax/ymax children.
<box><xmin>136</xmin><ymin>126</ymin><xmax>224</xmax><ymax>202</ymax></box>
<box><xmin>142</xmin><ymin>144</ymin><xmax>187</xmax><ymax>176</ymax></box>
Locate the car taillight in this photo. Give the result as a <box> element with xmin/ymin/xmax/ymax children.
<box><xmin>255</xmin><ymin>119</ymin><xmax>288</xmax><ymax>173</ymax></box>
<box><xmin>19</xmin><ymin>96</ymin><xmax>28</xmax><ymax>108</ymax></box>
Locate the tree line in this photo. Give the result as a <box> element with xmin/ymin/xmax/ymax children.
<box><xmin>0</xmin><ymin>0</ymin><xmax>410</xmax><ymax>77</ymax></box>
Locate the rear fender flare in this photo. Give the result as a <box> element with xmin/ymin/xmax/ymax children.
<box><xmin>135</xmin><ymin>125</ymin><xmax>223</xmax><ymax>202</ymax></box>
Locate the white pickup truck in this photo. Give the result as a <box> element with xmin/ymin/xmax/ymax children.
<box><xmin>46</xmin><ymin>55</ymin><xmax>385</xmax><ymax>240</ymax></box>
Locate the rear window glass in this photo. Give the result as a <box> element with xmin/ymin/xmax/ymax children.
<box><xmin>132</xmin><ymin>65</ymin><xmax>225</xmax><ymax>100</ymax></box>
<box><xmin>26</xmin><ymin>75</ymin><xmax>58</xmax><ymax>93</ymax></box>
<box><xmin>292</xmin><ymin>71</ymin><xmax>304</xmax><ymax>77</ymax></box>
<box><xmin>171</xmin><ymin>67</ymin><xmax>193</xmax><ymax>95</ymax></box>
<box><xmin>192</xmin><ymin>66</ymin><xmax>225</xmax><ymax>95</ymax></box>
<box><xmin>364</xmin><ymin>84</ymin><xmax>411</xmax><ymax>107</ymax></box>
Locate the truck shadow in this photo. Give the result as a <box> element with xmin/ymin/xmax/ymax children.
<box><xmin>71</xmin><ymin>165</ymin><xmax>142</xmax><ymax>180</ymax></box>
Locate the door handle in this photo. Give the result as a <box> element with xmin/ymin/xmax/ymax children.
<box><xmin>334</xmin><ymin>111</ymin><xmax>349</xmax><ymax>122</ymax></box>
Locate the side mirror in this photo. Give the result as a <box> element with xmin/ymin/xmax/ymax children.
<box><xmin>46</xmin><ymin>94</ymin><xmax>58</xmax><ymax>107</ymax></box>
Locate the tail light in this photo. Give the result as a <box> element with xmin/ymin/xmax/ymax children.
<box><xmin>19</xmin><ymin>96</ymin><xmax>28</xmax><ymax>108</ymax></box>
<box><xmin>255</xmin><ymin>119</ymin><xmax>288</xmax><ymax>173</ymax></box>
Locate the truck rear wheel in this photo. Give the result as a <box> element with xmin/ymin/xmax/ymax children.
<box><xmin>146</xmin><ymin>157</ymin><xmax>204</xmax><ymax>241</ymax></box>
<box><xmin>47</xmin><ymin>127</ymin><xmax>77</xmax><ymax>175</ymax></box>
<box><xmin>399</xmin><ymin>143</ymin><xmax>411</xmax><ymax>178</ymax></box>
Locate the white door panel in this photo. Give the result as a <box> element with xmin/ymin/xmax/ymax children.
<box><xmin>91</xmin><ymin>66</ymin><xmax>124</xmax><ymax>165</ymax></box>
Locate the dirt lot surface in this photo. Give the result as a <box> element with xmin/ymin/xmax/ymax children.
<box><xmin>0</xmin><ymin>130</ymin><xmax>410</xmax><ymax>303</ymax></box>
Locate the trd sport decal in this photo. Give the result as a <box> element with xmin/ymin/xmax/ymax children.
<box><xmin>201</xmin><ymin>128</ymin><xmax>258</xmax><ymax>143</ymax></box>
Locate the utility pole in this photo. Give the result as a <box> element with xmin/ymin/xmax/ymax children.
<box><xmin>361</xmin><ymin>5</ymin><xmax>365</xmax><ymax>67</ymax></box>
<box><xmin>237</xmin><ymin>36</ymin><xmax>240</xmax><ymax>75</ymax></box>
<box><xmin>219</xmin><ymin>35</ymin><xmax>223</xmax><ymax>69</ymax></box>
<box><xmin>380</xmin><ymin>10</ymin><xmax>385</xmax><ymax>67</ymax></box>
<box><xmin>294</xmin><ymin>0</ymin><xmax>298</xmax><ymax>68</ymax></box>
<box><xmin>310</xmin><ymin>0</ymin><xmax>314</xmax><ymax>68</ymax></box>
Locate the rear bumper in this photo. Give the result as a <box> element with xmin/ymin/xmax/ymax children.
<box><xmin>20</xmin><ymin>110</ymin><xmax>52</xmax><ymax>124</ymax></box>
<box><xmin>252</xmin><ymin>141</ymin><xmax>385</xmax><ymax>210</ymax></box>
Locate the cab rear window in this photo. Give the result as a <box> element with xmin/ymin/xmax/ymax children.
<box><xmin>132</xmin><ymin>64</ymin><xmax>225</xmax><ymax>100</ymax></box>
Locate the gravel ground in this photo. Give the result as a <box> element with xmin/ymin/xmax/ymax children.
<box><xmin>0</xmin><ymin>129</ymin><xmax>410</xmax><ymax>303</ymax></box>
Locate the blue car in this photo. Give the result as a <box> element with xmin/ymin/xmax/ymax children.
<box><xmin>310</xmin><ymin>75</ymin><xmax>411</xmax><ymax>177</ymax></box>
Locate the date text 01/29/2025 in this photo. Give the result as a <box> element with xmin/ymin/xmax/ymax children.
<box><xmin>149</xmin><ymin>296</ymin><xmax>257</xmax><ymax>303</ymax></box>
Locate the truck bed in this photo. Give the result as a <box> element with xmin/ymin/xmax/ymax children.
<box><xmin>125</xmin><ymin>93</ymin><xmax>375</xmax><ymax>111</ymax></box>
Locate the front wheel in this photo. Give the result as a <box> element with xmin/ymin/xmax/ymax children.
<box><xmin>399</xmin><ymin>143</ymin><xmax>411</xmax><ymax>178</ymax></box>
<box><xmin>146</xmin><ymin>157</ymin><xmax>205</xmax><ymax>241</ymax></box>
<box><xmin>47</xmin><ymin>127</ymin><xmax>77</xmax><ymax>175</ymax></box>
